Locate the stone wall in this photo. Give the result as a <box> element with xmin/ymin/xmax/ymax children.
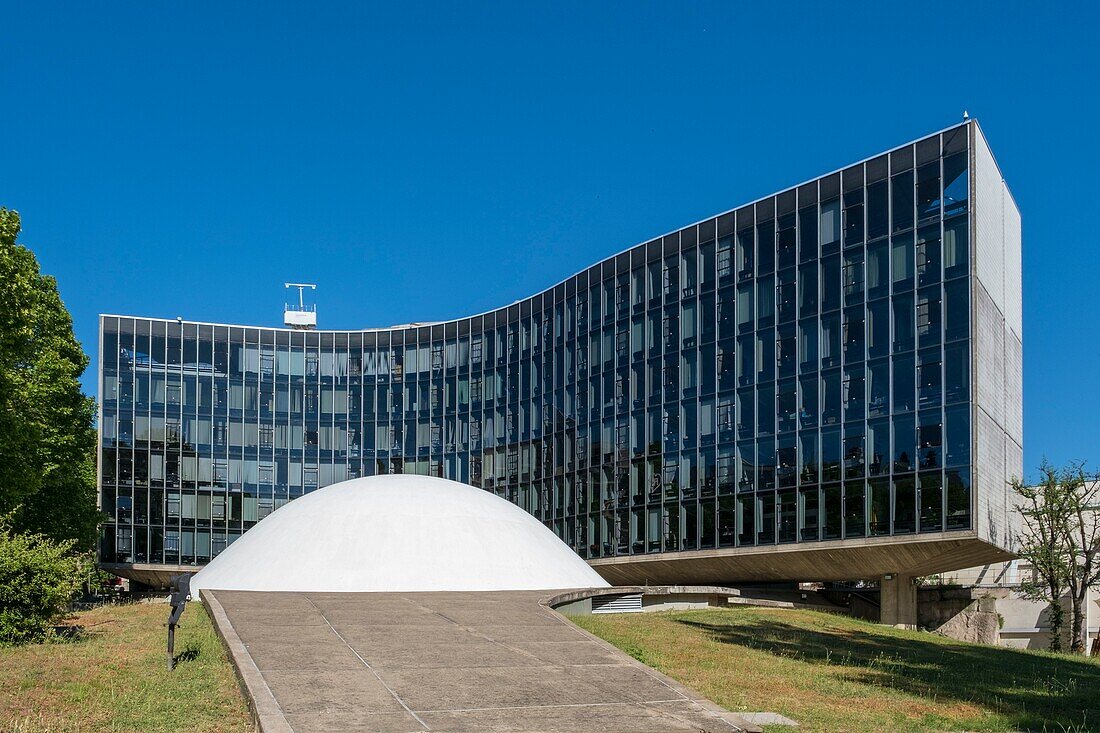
<box><xmin>919</xmin><ymin>586</ymin><xmax>1005</xmax><ymax>645</ymax></box>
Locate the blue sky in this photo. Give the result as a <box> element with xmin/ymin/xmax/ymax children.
<box><xmin>1</xmin><ymin>3</ymin><xmax>1096</xmax><ymax>477</ymax></box>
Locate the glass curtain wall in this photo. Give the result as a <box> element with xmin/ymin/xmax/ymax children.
<box><xmin>99</xmin><ymin>125</ymin><xmax>973</xmax><ymax>566</ymax></box>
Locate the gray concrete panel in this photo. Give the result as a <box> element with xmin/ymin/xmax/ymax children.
<box><xmin>974</xmin><ymin>123</ymin><xmax>1006</xmax><ymax>310</ymax></box>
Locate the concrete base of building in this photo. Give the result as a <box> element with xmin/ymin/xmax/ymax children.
<box><xmin>102</xmin><ymin>532</ymin><xmax>1016</xmax><ymax>599</ymax></box>
<box><xmin>879</xmin><ymin>573</ymin><xmax>918</xmax><ymax>629</ymax></box>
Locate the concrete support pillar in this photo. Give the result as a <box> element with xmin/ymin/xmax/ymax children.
<box><xmin>880</xmin><ymin>573</ymin><xmax>918</xmax><ymax>629</ymax></box>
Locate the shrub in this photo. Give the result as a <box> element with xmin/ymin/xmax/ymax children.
<box><xmin>0</xmin><ymin>515</ymin><xmax>87</xmax><ymax>645</ymax></box>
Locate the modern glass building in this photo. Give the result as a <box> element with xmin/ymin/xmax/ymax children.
<box><xmin>98</xmin><ymin>119</ymin><xmax>1022</xmax><ymax>600</ymax></box>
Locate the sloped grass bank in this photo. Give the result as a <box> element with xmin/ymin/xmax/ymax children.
<box><xmin>0</xmin><ymin>602</ymin><xmax>250</xmax><ymax>732</ymax></box>
<box><xmin>571</xmin><ymin>606</ymin><xmax>1099</xmax><ymax>732</ymax></box>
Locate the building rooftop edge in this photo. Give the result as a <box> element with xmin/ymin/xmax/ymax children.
<box><xmin>101</xmin><ymin>117</ymin><xmax>983</xmax><ymax>335</ymax></box>
<box><xmin>971</xmin><ymin>118</ymin><xmax>1020</xmax><ymax>214</ymax></box>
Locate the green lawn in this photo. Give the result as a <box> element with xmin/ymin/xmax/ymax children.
<box><xmin>0</xmin><ymin>602</ymin><xmax>251</xmax><ymax>733</ymax></box>
<box><xmin>571</xmin><ymin>606</ymin><xmax>1100</xmax><ymax>733</ymax></box>
<box><xmin>5</xmin><ymin>601</ymin><xmax>1095</xmax><ymax>732</ymax></box>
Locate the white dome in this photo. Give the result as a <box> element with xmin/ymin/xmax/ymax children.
<box><xmin>189</xmin><ymin>475</ymin><xmax>609</xmax><ymax>595</ymax></box>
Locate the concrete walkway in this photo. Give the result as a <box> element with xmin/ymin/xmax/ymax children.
<box><xmin>203</xmin><ymin>589</ymin><xmax>758</xmax><ymax>733</ymax></box>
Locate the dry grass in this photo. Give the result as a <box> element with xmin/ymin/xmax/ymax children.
<box><xmin>0</xmin><ymin>602</ymin><xmax>251</xmax><ymax>733</ymax></box>
<box><xmin>571</xmin><ymin>606</ymin><xmax>1100</xmax><ymax>732</ymax></box>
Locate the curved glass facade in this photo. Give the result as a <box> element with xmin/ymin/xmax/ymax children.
<box><xmin>98</xmin><ymin>121</ymin><xmax>1009</xmax><ymax>578</ymax></box>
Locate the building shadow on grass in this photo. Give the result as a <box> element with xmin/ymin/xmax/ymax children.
<box><xmin>677</xmin><ymin>615</ymin><xmax>1099</xmax><ymax>732</ymax></box>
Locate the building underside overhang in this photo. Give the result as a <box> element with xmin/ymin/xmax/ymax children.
<box><xmin>588</xmin><ymin>532</ymin><xmax>1016</xmax><ymax>586</ymax></box>
<box><xmin>100</xmin><ymin>562</ymin><xmax>199</xmax><ymax>589</ymax></box>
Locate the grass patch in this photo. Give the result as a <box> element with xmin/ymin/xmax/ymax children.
<box><xmin>0</xmin><ymin>602</ymin><xmax>251</xmax><ymax>732</ymax></box>
<box><xmin>570</xmin><ymin>606</ymin><xmax>1099</xmax><ymax>732</ymax></box>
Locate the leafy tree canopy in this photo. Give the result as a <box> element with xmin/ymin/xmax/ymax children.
<box><xmin>0</xmin><ymin>208</ymin><xmax>100</xmax><ymax>550</ymax></box>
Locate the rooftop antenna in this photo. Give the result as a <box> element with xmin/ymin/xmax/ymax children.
<box><xmin>284</xmin><ymin>283</ymin><xmax>317</xmax><ymax>330</ymax></box>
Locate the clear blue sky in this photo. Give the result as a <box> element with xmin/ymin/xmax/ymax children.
<box><xmin>1</xmin><ymin>3</ymin><xmax>1096</xmax><ymax>477</ymax></box>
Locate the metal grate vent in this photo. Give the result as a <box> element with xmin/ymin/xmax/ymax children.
<box><xmin>591</xmin><ymin>593</ymin><xmax>643</xmax><ymax>614</ymax></box>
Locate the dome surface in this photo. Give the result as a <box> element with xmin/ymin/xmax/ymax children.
<box><xmin>189</xmin><ymin>475</ymin><xmax>609</xmax><ymax>595</ymax></box>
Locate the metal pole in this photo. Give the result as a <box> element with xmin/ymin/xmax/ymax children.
<box><xmin>166</xmin><ymin>572</ymin><xmax>192</xmax><ymax>671</ymax></box>
<box><xmin>167</xmin><ymin>623</ymin><xmax>175</xmax><ymax>671</ymax></box>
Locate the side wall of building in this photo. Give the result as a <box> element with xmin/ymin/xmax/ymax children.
<box><xmin>971</xmin><ymin>123</ymin><xmax>1023</xmax><ymax>553</ymax></box>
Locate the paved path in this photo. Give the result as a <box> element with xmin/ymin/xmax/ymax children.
<box><xmin>204</xmin><ymin>589</ymin><xmax>757</xmax><ymax>733</ymax></box>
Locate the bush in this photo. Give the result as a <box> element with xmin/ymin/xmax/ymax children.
<box><xmin>0</xmin><ymin>515</ymin><xmax>87</xmax><ymax>645</ymax></box>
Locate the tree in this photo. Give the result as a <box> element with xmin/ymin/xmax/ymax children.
<box><xmin>1014</xmin><ymin>461</ymin><xmax>1100</xmax><ymax>654</ymax></box>
<box><xmin>0</xmin><ymin>208</ymin><xmax>100</xmax><ymax>550</ymax></box>
<box><xmin>1060</xmin><ymin>466</ymin><xmax>1100</xmax><ymax>654</ymax></box>
<box><xmin>0</xmin><ymin>514</ymin><xmax>87</xmax><ymax>645</ymax></box>
<box><xmin>1013</xmin><ymin>463</ymin><xmax>1072</xmax><ymax>652</ymax></box>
